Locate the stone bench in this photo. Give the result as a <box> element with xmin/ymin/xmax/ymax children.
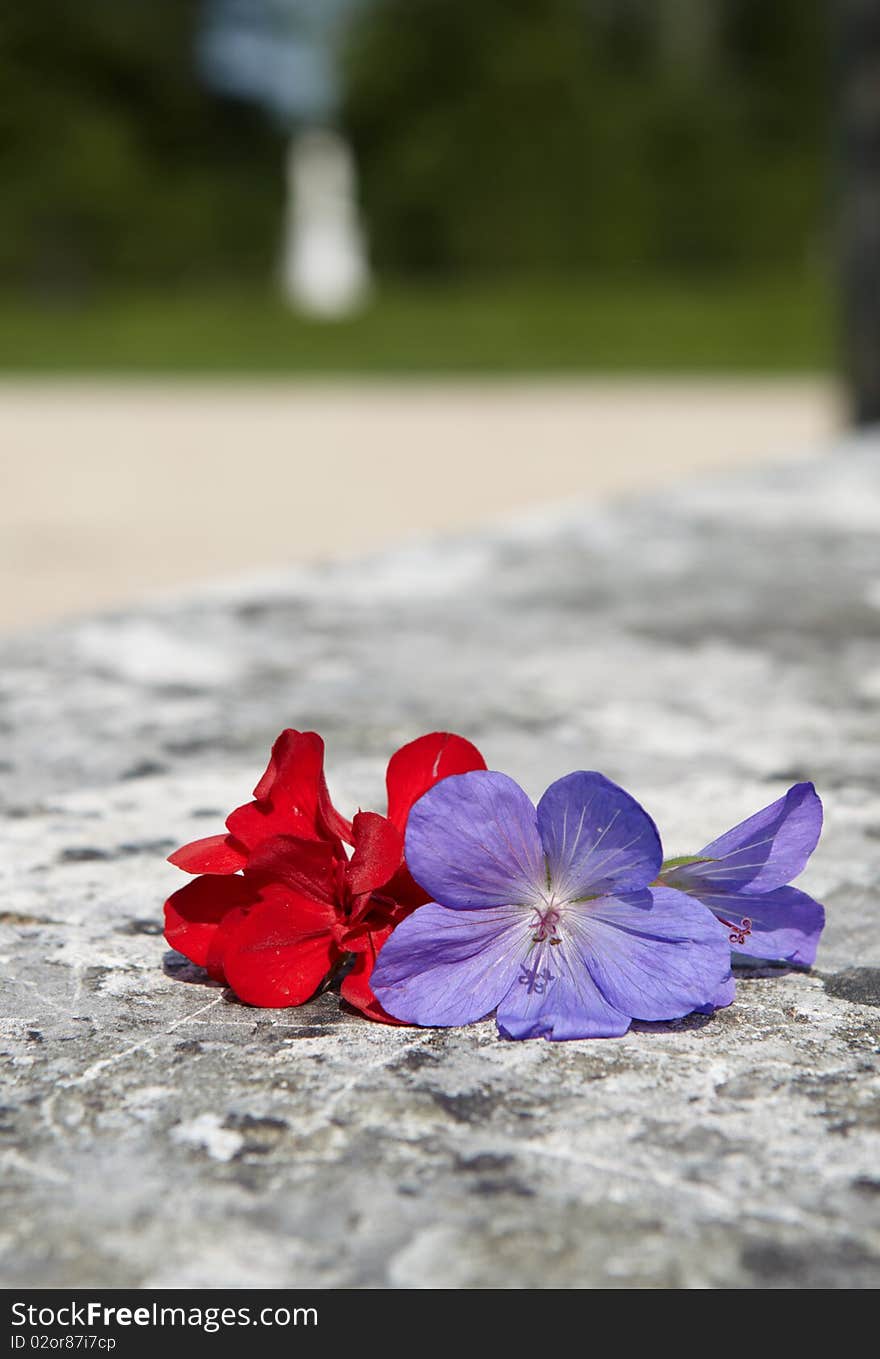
<box><xmin>2</xmin><ymin>435</ymin><xmax>879</xmax><ymax>1287</ymax></box>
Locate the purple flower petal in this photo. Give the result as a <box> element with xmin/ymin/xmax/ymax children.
<box><xmin>536</xmin><ymin>771</ymin><xmax>662</xmax><ymax>900</ymax></box>
<box><xmin>370</xmin><ymin>901</ymin><xmax>530</xmax><ymax>1026</ymax></box>
<box><xmin>693</xmin><ymin>972</ymin><xmax>737</xmax><ymax>1014</ymax></box>
<box><xmin>495</xmin><ymin>937</ymin><xmax>632</xmax><ymax>1040</ymax></box>
<box><xmin>405</xmin><ymin>771</ymin><xmax>545</xmax><ymax>910</ymax></box>
<box><xmin>689</xmin><ymin>884</ymin><xmax>825</xmax><ymax>966</ymax></box>
<box><xmin>565</xmin><ymin>886</ymin><xmax>734</xmax><ymax>1022</ymax></box>
<box><xmin>670</xmin><ymin>783</ymin><xmax>823</xmax><ymax>896</ymax></box>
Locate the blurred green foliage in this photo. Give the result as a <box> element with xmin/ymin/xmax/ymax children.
<box><xmin>0</xmin><ymin>0</ymin><xmax>828</xmax><ymax>295</ymax></box>
<box><xmin>0</xmin><ymin>1</ymin><xmax>282</xmax><ymax>294</ymax></box>
<box><xmin>343</xmin><ymin>0</ymin><xmax>829</xmax><ymax>276</ymax></box>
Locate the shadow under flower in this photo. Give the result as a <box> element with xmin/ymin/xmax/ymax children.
<box><xmin>731</xmin><ymin>959</ymin><xmax>810</xmax><ymax>980</ymax></box>
<box><xmin>631</xmin><ymin>962</ymin><xmax>817</xmax><ymax>1037</ymax></box>
<box><xmin>162</xmin><ymin>948</ymin><xmax>224</xmax><ymax>989</ymax></box>
<box><xmin>162</xmin><ymin>947</ymin><xmax>807</xmax><ymax>1036</ymax></box>
<box><xmin>629</xmin><ymin>1011</ymin><xmax>716</xmax><ymax>1035</ymax></box>
<box><xmin>162</xmin><ymin>950</ymin><xmax>347</xmax><ymax>1031</ymax></box>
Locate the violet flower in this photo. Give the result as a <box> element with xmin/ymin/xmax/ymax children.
<box><xmin>371</xmin><ymin>770</ymin><xmax>734</xmax><ymax>1040</ymax></box>
<box><xmin>658</xmin><ymin>783</ymin><xmax>825</xmax><ymax>967</ymax></box>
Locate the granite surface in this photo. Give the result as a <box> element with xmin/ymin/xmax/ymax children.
<box><xmin>2</xmin><ymin>435</ymin><xmax>880</xmax><ymax>1289</ymax></box>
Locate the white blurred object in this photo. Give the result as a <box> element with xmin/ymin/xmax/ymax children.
<box><xmin>283</xmin><ymin>128</ymin><xmax>369</xmax><ymax>319</ymax></box>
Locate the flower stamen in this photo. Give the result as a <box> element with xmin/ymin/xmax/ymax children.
<box><xmin>717</xmin><ymin>915</ymin><xmax>753</xmax><ymax>946</ymax></box>
<box><xmin>532</xmin><ymin>906</ymin><xmax>562</xmax><ymax>945</ymax></box>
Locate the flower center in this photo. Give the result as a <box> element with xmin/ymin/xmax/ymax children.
<box><xmin>531</xmin><ymin>906</ymin><xmax>562</xmax><ymax>945</ymax></box>
<box><xmin>716</xmin><ymin>914</ymin><xmax>753</xmax><ymax>946</ymax></box>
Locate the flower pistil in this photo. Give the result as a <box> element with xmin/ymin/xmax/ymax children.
<box><xmin>531</xmin><ymin>905</ymin><xmax>562</xmax><ymax>944</ymax></box>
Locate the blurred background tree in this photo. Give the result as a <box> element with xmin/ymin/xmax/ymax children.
<box><xmin>0</xmin><ymin>0</ymin><xmax>829</xmax><ymax>290</ymax></box>
<box><xmin>0</xmin><ymin>0</ymin><xmax>837</xmax><ymax>374</ymax></box>
<box><xmin>0</xmin><ymin>1</ymin><xmax>283</xmax><ymax>295</ymax></box>
<box><xmin>343</xmin><ymin>0</ymin><xmax>828</xmax><ymax>277</ymax></box>
<box><xmin>837</xmin><ymin>0</ymin><xmax>880</xmax><ymax>422</ymax></box>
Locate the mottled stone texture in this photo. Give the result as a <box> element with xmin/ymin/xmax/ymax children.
<box><xmin>2</xmin><ymin>437</ymin><xmax>880</xmax><ymax>1289</ymax></box>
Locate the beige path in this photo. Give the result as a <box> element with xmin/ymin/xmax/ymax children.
<box><xmin>0</xmin><ymin>378</ymin><xmax>837</xmax><ymax>632</ymax></box>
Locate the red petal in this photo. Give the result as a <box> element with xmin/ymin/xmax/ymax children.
<box><xmin>345</xmin><ymin>812</ymin><xmax>403</xmax><ymax>897</ymax></box>
<box><xmin>164</xmin><ymin>874</ymin><xmax>256</xmax><ymax>967</ymax></box>
<box><xmin>339</xmin><ymin>927</ymin><xmax>409</xmax><ymax>1026</ymax></box>
<box><xmin>204</xmin><ymin>904</ymin><xmax>252</xmax><ymax>983</ymax></box>
<box><xmin>318</xmin><ymin>783</ymin><xmax>354</xmax><ymax>845</ymax></box>
<box><xmin>167</xmin><ymin>834</ymin><xmax>248</xmax><ymax>875</ymax></box>
<box><xmin>383</xmin><ymin>863</ymin><xmax>431</xmax><ymax>911</ymax></box>
<box><xmin>385</xmin><ymin>732</ymin><xmax>487</xmax><ymax>830</ymax></box>
<box><xmin>244</xmin><ymin>834</ymin><xmax>339</xmax><ymax>904</ymax></box>
<box><xmin>227</xmin><ymin>729</ymin><xmax>352</xmax><ymax>849</ymax></box>
<box><xmin>338</xmin><ymin>891</ymin><xmax>414</xmax><ymax>948</ymax></box>
<box><xmin>221</xmin><ymin>884</ymin><xmax>339</xmax><ymax>1008</ymax></box>
<box><xmin>250</xmin><ymin>729</ymin><xmax>312</xmax><ymax>800</ymax></box>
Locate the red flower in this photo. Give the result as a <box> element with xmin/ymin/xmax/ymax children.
<box><xmin>163</xmin><ymin>729</ymin><xmax>486</xmax><ymax>1020</ymax></box>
